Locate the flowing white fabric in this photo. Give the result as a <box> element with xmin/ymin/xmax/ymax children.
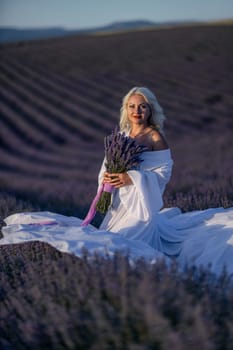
<box><xmin>1</xmin><ymin>149</ymin><xmax>233</xmax><ymax>276</ymax></box>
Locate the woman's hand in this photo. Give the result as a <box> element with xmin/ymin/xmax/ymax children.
<box><xmin>103</xmin><ymin>172</ymin><xmax>133</xmax><ymax>188</ymax></box>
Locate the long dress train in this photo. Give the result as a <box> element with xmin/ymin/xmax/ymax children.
<box><xmin>1</xmin><ymin>149</ymin><xmax>233</xmax><ymax>276</ymax></box>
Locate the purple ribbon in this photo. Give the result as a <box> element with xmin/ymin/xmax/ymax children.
<box><xmin>81</xmin><ymin>183</ymin><xmax>114</xmax><ymax>227</ymax></box>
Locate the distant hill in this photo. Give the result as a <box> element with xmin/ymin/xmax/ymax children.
<box><xmin>0</xmin><ymin>19</ymin><xmax>202</xmax><ymax>43</ymax></box>
<box><xmin>0</xmin><ymin>27</ymin><xmax>71</xmax><ymax>43</ymax></box>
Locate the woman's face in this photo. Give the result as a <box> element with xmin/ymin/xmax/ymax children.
<box><xmin>127</xmin><ymin>94</ymin><xmax>151</xmax><ymax>127</ymax></box>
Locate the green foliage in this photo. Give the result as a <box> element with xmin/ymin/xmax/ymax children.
<box><xmin>96</xmin><ymin>190</ymin><xmax>112</xmax><ymax>214</ymax></box>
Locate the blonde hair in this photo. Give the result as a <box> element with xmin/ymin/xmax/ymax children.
<box><xmin>119</xmin><ymin>87</ymin><xmax>166</xmax><ymax>134</ymax></box>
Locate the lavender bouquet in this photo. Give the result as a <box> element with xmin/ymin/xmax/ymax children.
<box><xmin>81</xmin><ymin>128</ymin><xmax>147</xmax><ymax>226</ymax></box>
<box><xmin>96</xmin><ymin>127</ymin><xmax>147</xmax><ymax>213</ymax></box>
<box><xmin>81</xmin><ymin>127</ymin><xmax>147</xmax><ymax>226</ymax></box>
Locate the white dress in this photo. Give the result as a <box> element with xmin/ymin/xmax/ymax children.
<box><xmin>1</xmin><ymin>149</ymin><xmax>233</xmax><ymax>276</ymax></box>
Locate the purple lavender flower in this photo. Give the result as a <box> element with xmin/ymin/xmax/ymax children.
<box><xmin>96</xmin><ymin>127</ymin><xmax>147</xmax><ymax>214</ymax></box>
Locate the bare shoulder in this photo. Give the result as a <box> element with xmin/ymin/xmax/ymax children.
<box><xmin>149</xmin><ymin>129</ymin><xmax>169</xmax><ymax>151</ymax></box>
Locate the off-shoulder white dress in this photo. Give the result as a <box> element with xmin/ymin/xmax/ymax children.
<box><xmin>1</xmin><ymin>149</ymin><xmax>233</xmax><ymax>276</ymax></box>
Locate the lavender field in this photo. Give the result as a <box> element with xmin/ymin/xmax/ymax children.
<box><xmin>0</xmin><ymin>24</ymin><xmax>233</xmax><ymax>349</ymax></box>
<box><xmin>0</xmin><ymin>24</ymin><xmax>233</xmax><ymax>218</ymax></box>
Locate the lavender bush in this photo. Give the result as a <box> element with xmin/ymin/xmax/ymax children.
<box><xmin>0</xmin><ymin>242</ymin><xmax>232</xmax><ymax>350</ymax></box>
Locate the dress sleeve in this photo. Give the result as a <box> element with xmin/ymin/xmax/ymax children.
<box><xmin>119</xmin><ymin>161</ymin><xmax>173</xmax><ymax>222</ymax></box>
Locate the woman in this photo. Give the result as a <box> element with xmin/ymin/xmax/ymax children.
<box><xmin>1</xmin><ymin>87</ymin><xmax>233</xmax><ymax>275</ymax></box>
<box><xmin>97</xmin><ymin>87</ymin><xmax>177</xmax><ymax>255</ymax></box>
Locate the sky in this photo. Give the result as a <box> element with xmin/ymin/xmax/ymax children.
<box><xmin>0</xmin><ymin>0</ymin><xmax>233</xmax><ymax>29</ymax></box>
